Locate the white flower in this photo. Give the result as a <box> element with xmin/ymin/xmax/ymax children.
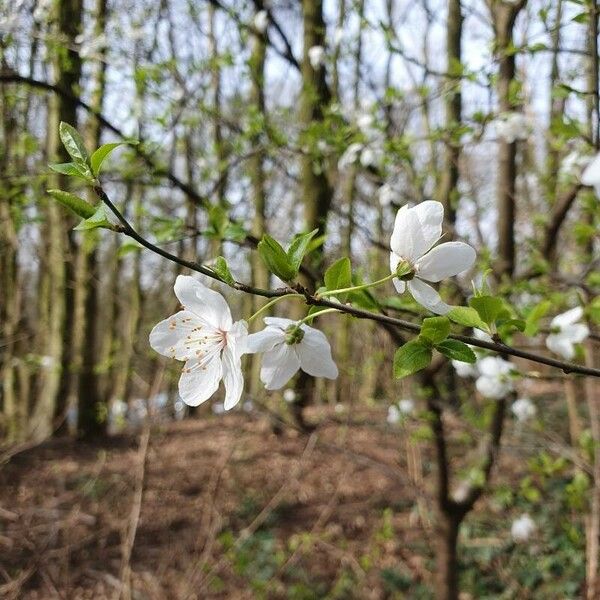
<box><xmin>389</xmin><ymin>201</ymin><xmax>476</xmax><ymax>314</ymax></box>
<box><xmin>511</xmin><ymin>397</ymin><xmax>537</xmax><ymax>422</ymax></box>
<box><xmin>475</xmin><ymin>356</ymin><xmax>515</xmax><ymax>399</ymax></box>
<box><xmin>581</xmin><ymin>152</ymin><xmax>600</xmax><ymax>198</ymax></box>
<box><xmin>452</xmin><ymin>360</ymin><xmax>478</xmax><ymax>378</ymax></box>
<box><xmin>308</xmin><ymin>45</ymin><xmax>325</xmax><ymax>69</ymax></box>
<box><xmin>149</xmin><ymin>275</ymin><xmax>248</xmax><ymax>409</ymax></box>
<box><xmin>511</xmin><ymin>514</ymin><xmax>536</xmax><ymax>542</ymax></box>
<box><xmin>253</xmin><ymin>10</ymin><xmax>268</xmax><ymax>33</ymax></box>
<box><xmin>247</xmin><ymin>317</ymin><xmax>338</xmax><ymax>390</ymax></box>
<box><xmin>398</xmin><ymin>399</ymin><xmax>415</xmax><ymax>414</ymax></box>
<box><xmin>387</xmin><ymin>405</ymin><xmax>400</xmax><ymax>424</ymax></box>
<box><xmin>545</xmin><ymin>306</ymin><xmax>589</xmax><ymax>360</ymax></box>
<box><xmin>495</xmin><ymin>112</ymin><xmax>530</xmax><ymax>143</ymax></box>
<box><xmin>283</xmin><ymin>388</ymin><xmax>296</xmax><ymax>403</ymax></box>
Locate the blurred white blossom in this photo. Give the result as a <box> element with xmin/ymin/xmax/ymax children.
<box><xmin>581</xmin><ymin>152</ymin><xmax>600</xmax><ymax>197</ymax></box>
<box><xmin>495</xmin><ymin>112</ymin><xmax>530</xmax><ymax>143</ymax></box>
<box><xmin>475</xmin><ymin>356</ymin><xmax>515</xmax><ymax>399</ymax></box>
<box><xmin>308</xmin><ymin>45</ymin><xmax>325</xmax><ymax>69</ymax></box>
<box><xmin>511</xmin><ymin>514</ymin><xmax>536</xmax><ymax>542</ymax></box>
<box><xmin>253</xmin><ymin>10</ymin><xmax>268</xmax><ymax>33</ymax></box>
<box><xmin>511</xmin><ymin>397</ymin><xmax>536</xmax><ymax>422</ymax></box>
<box><xmin>545</xmin><ymin>307</ymin><xmax>589</xmax><ymax>360</ymax></box>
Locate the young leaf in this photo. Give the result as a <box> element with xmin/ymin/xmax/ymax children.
<box><xmin>287</xmin><ymin>229</ymin><xmax>319</xmax><ymax>273</ymax></box>
<box><xmin>212</xmin><ymin>256</ymin><xmax>236</xmax><ymax>286</ymax></box>
<box><xmin>447</xmin><ymin>306</ymin><xmax>488</xmax><ymax>330</ymax></box>
<box><xmin>393</xmin><ymin>339</ymin><xmax>432</xmax><ymax>379</ymax></box>
<box><xmin>74</xmin><ymin>204</ymin><xmax>120</xmax><ymax>232</ymax></box>
<box><xmin>469</xmin><ymin>295</ymin><xmax>504</xmax><ymax>326</ymax></box>
<box><xmin>59</xmin><ymin>122</ymin><xmax>90</xmax><ymax>167</ymax></box>
<box><xmin>258</xmin><ymin>235</ymin><xmax>296</xmax><ymax>281</ymax></box>
<box><xmin>324</xmin><ymin>257</ymin><xmax>352</xmax><ymax>295</ymax></box>
<box><xmin>419</xmin><ymin>316</ymin><xmax>451</xmax><ymax>345</ymax></box>
<box><xmin>436</xmin><ymin>339</ymin><xmax>477</xmax><ymax>363</ymax></box>
<box><xmin>90</xmin><ymin>141</ymin><xmax>137</xmax><ymax>176</ymax></box>
<box><xmin>47</xmin><ymin>189</ymin><xmax>95</xmax><ymax>219</ymax></box>
<box><xmin>49</xmin><ymin>161</ymin><xmax>94</xmax><ymax>181</ymax></box>
<box><xmin>524</xmin><ymin>300</ymin><xmax>551</xmax><ymax>336</ymax></box>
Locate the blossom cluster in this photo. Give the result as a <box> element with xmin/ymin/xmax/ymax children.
<box><xmin>149</xmin><ymin>199</ymin><xmax>590</xmax><ymax>411</ymax></box>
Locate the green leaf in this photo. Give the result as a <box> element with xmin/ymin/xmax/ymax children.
<box><xmin>287</xmin><ymin>229</ymin><xmax>319</xmax><ymax>273</ymax></box>
<box><xmin>324</xmin><ymin>257</ymin><xmax>352</xmax><ymax>297</ymax></box>
<box><xmin>49</xmin><ymin>161</ymin><xmax>94</xmax><ymax>181</ymax></box>
<box><xmin>74</xmin><ymin>204</ymin><xmax>119</xmax><ymax>232</ymax></box>
<box><xmin>469</xmin><ymin>295</ymin><xmax>504</xmax><ymax>326</ymax></box>
<box><xmin>117</xmin><ymin>239</ymin><xmax>144</xmax><ymax>257</ymax></box>
<box><xmin>212</xmin><ymin>256</ymin><xmax>236</xmax><ymax>285</ymax></box>
<box><xmin>90</xmin><ymin>141</ymin><xmax>137</xmax><ymax>176</ymax></box>
<box><xmin>447</xmin><ymin>306</ymin><xmax>488</xmax><ymax>330</ymax></box>
<box><xmin>393</xmin><ymin>339</ymin><xmax>432</xmax><ymax>379</ymax></box>
<box><xmin>419</xmin><ymin>316</ymin><xmax>450</xmax><ymax>345</ymax></box>
<box><xmin>47</xmin><ymin>189</ymin><xmax>95</xmax><ymax>219</ymax></box>
<box><xmin>436</xmin><ymin>339</ymin><xmax>477</xmax><ymax>363</ymax></box>
<box><xmin>208</xmin><ymin>204</ymin><xmax>229</xmax><ymax>237</ymax></box>
<box><xmin>257</xmin><ymin>235</ymin><xmax>296</xmax><ymax>281</ymax></box>
<box><xmin>524</xmin><ymin>300</ymin><xmax>551</xmax><ymax>336</ymax></box>
<box><xmin>59</xmin><ymin>122</ymin><xmax>90</xmax><ymax>167</ymax></box>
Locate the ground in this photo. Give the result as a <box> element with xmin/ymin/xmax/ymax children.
<box><xmin>0</xmin><ymin>404</ymin><xmax>586</xmax><ymax>599</ymax></box>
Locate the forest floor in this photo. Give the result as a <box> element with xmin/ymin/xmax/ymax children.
<box><xmin>0</xmin><ymin>403</ymin><xmax>585</xmax><ymax>599</ymax></box>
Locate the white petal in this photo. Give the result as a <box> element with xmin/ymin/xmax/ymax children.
<box><xmin>477</xmin><ymin>356</ymin><xmax>513</xmax><ymax>377</ymax></box>
<box><xmin>475</xmin><ymin>375</ymin><xmax>512</xmax><ymax>399</ymax></box>
<box><xmin>297</xmin><ymin>326</ymin><xmax>338</xmax><ymax>379</ymax></box>
<box><xmin>260</xmin><ymin>344</ymin><xmax>301</xmax><ymax>390</ymax></box>
<box><xmin>581</xmin><ymin>153</ymin><xmax>600</xmax><ymax>186</ymax></box>
<box><xmin>222</xmin><ymin>345</ymin><xmax>244</xmax><ymax>410</ymax></box>
<box><xmin>407</xmin><ymin>278</ymin><xmax>450</xmax><ymax>315</ymax></box>
<box><xmin>546</xmin><ymin>333</ymin><xmax>575</xmax><ymax>359</ymax></box>
<box><xmin>390</xmin><ymin>202</ymin><xmax>444</xmax><ymax>260</ymax></box>
<box><xmin>247</xmin><ymin>326</ymin><xmax>284</xmax><ymax>353</ymax></box>
<box><xmin>390</xmin><ymin>252</ymin><xmax>406</xmax><ymax>293</ymax></box>
<box><xmin>178</xmin><ymin>354</ymin><xmax>222</xmax><ymax>406</ymax></box>
<box><xmin>263</xmin><ymin>316</ymin><xmax>295</xmax><ymax>330</ymax></box>
<box><xmin>561</xmin><ymin>323</ymin><xmax>590</xmax><ymax>344</ymax></box>
<box><xmin>390</xmin><ymin>205</ymin><xmax>429</xmax><ymax>262</ymax></box>
<box><xmin>415</xmin><ymin>242</ymin><xmax>476</xmax><ymax>282</ymax></box>
<box><xmin>551</xmin><ymin>306</ymin><xmax>583</xmax><ymax>329</ymax></box>
<box><xmin>149</xmin><ymin>311</ymin><xmax>205</xmax><ymax>360</ymax></box>
<box><xmin>392</xmin><ymin>278</ymin><xmax>406</xmax><ymax>293</ymax></box>
<box><xmin>174</xmin><ymin>275</ymin><xmax>232</xmax><ymax>330</ymax></box>
<box><xmin>227</xmin><ymin>320</ymin><xmax>249</xmax><ymax>354</ymax></box>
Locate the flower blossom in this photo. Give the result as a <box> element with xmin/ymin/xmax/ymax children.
<box><xmin>511</xmin><ymin>514</ymin><xmax>536</xmax><ymax>543</ymax></box>
<box><xmin>149</xmin><ymin>276</ymin><xmax>248</xmax><ymax>409</ymax></box>
<box><xmin>545</xmin><ymin>306</ymin><xmax>589</xmax><ymax>360</ymax></box>
<box><xmin>308</xmin><ymin>45</ymin><xmax>325</xmax><ymax>69</ymax></box>
<box><xmin>511</xmin><ymin>397</ymin><xmax>537</xmax><ymax>422</ymax></box>
<box><xmin>389</xmin><ymin>201</ymin><xmax>476</xmax><ymax>314</ymax></box>
<box><xmin>475</xmin><ymin>356</ymin><xmax>515</xmax><ymax>399</ymax></box>
<box><xmin>247</xmin><ymin>317</ymin><xmax>338</xmax><ymax>390</ymax></box>
<box><xmin>495</xmin><ymin>112</ymin><xmax>530</xmax><ymax>143</ymax></box>
<box><xmin>581</xmin><ymin>152</ymin><xmax>600</xmax><ymax>198</ymax></box>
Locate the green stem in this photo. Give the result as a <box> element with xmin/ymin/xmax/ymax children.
<box><xmin>298</xmin><ymin>307</ymin><xmax>341</xmax><ymax>324</ymax></box>
<box><xmin>247</xmin><ymin>293</ymin><xmax>303</xmax><ymax>324</ymax></box>
<box><xmin>319</xmin><ymin>272</ymin><xmax>397</xmax><ymax>298</ymax></box>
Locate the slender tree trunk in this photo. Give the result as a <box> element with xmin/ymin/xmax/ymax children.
<box><xmin>437</xmin><ymin>0</ymin><xmax>462</xmax><ymax>225</ymax></box>
<box><xmin>32</xmin><ymin>0</ymin><xmax>83</xmax><ymax>440</ymax></box>
<box><xmin>248</xmin><ymin>7</ymin><xmax>269</xmax><ymax>400</ymax></box>
<box><xmin>76</xmin><ymin>0</ymin><xmax>108</xmax><ymax>438</ymax></box>
<box><xmin>292</xmin><ymin>0</ymin><xmax>333</xmax><ymax>428</ymax></box>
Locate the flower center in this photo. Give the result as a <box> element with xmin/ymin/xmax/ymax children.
<box><xmin>285</xmin><ymin>324</ymin><xmax>305</xmax><ymax>345</ymax></box>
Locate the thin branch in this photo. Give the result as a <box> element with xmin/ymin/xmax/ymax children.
<box><xmin>96</xmin><ymin>185</ymin><xmax>600</xmax><ymax>379</ymax></box>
